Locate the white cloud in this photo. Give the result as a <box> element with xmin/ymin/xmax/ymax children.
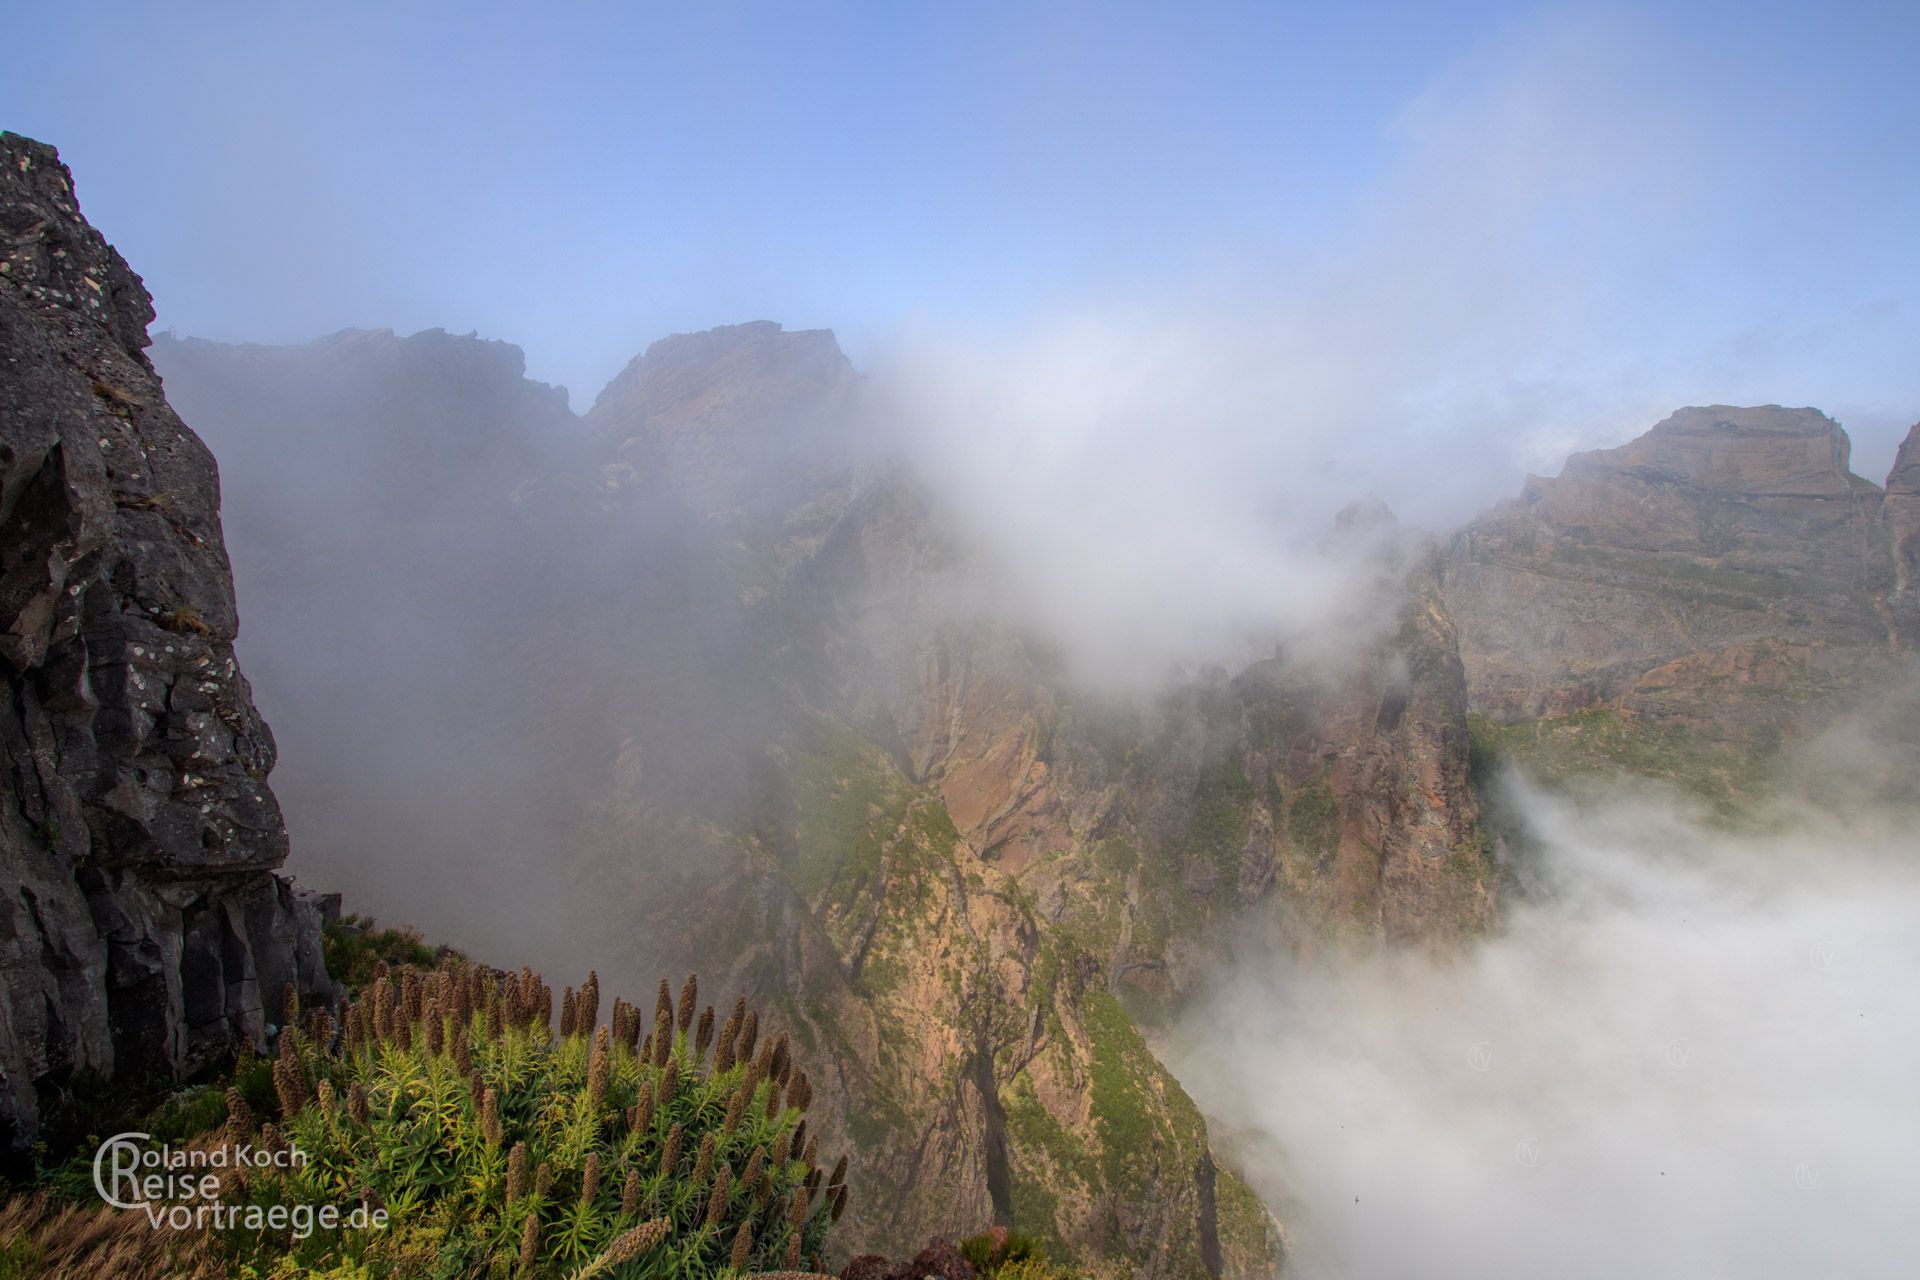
<box><xmin>870</xmin><ymin>12</ymin><xmax>1766</xmax><ymax>684</ymax></box>
<box><xmin>1169</xmin><ymin>776</ymin><xmax>1920</xmax><ymax>1279</ymax></box>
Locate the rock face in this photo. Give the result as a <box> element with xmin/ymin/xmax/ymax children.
<box><xmin>1886</xmin><ymin>422</ymin><xmax>1920</xmax><ymax>641</ymax></box>
<box><xmin>1445</xmin><ymin>404</ymin><xmax>1914</xmax><ymax>797</ymax></box>
<box><xmin>0</xmin><ymin>134</ymin><xmax>329</xmax><ymax>1148</ymax></box>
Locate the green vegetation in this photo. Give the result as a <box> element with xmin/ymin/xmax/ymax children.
<box><xmin>1212</xmin><ymin>1167</ymin><xmax>1282</xmax><ymax>1276</ymax></box>
<box><xmin>1187</xmin><ymin>753</ymin><xmax>1254</xmax><ymax>885</ymax></box>
<box><xmin>1000</xmin><ymin>1068</ymin><xmax>1108</xmax><ymax>1263</ymax></box>
<box><xmin>962</xmin><ymin>1228</ymin><xmax>1080</xmax><ymax>1278</ymax></box>
<box><xmin>4</xmin><ymin>960</ymin><xmax>850</xmax><ymax>1279</ymax></box>
<box><xmin>221</xmin><ymin>964</ymin><xmax>847</xmax><ymax>1278</ymax></box>
<box><xmin>1468</xmin><ymin>707</ymin><xmax>1780</xmax><ymax>809</ymax></box>
<box><xmin>1082</xmin><ymin>991</ymin><xmax>1177</xmax><ymax>1197</ymax></box>
<box><xmin>1003</xmin><ymin>1074</ymin><xmax>1095</xmax><ymax>1194</ymax></box>
<box><xmin>909</xmin><ymin>800</ymin><xmax>962</xmax><ymax>859</ymax></box>
<box><xmin>1285</xmin><ymin>778</ymin><xmax>1340</xmax><ymax>861</ymax></box>
<box><xmin>788</xmin><ymin>721</ymin><xmax>914</xmax><ymax>911</ymax></box>
<box><xmin>0</xmin><ymin>1230</ymin><xmax>39</xmax><ymax>1280</ymax></box>
<box><xmin>1546</xmin><ymin>543</ymin><xmax>1792</xmax><ymax>601</ymax></box>
<box><xmin>323</xmin><ymin>914</ymin><xmax>457</xmax><ymax>993</ymax></box>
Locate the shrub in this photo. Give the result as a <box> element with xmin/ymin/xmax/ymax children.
<box><xmin>992</xmin><ymin>1259</ymin><xmax>1082</xmax><ymax>1280</ymax></box>
<box><xmin>226</xmin><ymin>961</ymin><xmax>848</xmax><ymax>1278</ymax></box>
<box><xmin>155</xmin><ymin>606</ymin><xmax>212</xmax><ymax>637</ymax></box>
<box><xmin>322</xmin><ymin>914</ymin><xmax>454</xmax><ymax>994</ymax></box>
<box><xmin>959</xmin><ymin>1227</ymin><xmax>1060</xmax><ymax>1277</ymax></box>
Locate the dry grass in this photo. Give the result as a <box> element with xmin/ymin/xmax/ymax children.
<box><xmin>0</xmin><ymin>1190</ymin><xmax>224</xmax><ymax>1280</ymax></box>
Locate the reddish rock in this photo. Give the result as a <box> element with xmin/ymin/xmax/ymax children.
<box><xmin>903</xmin><ymin>1239</ymin><xmax>973</xmax><ymax>1280</ymax></box>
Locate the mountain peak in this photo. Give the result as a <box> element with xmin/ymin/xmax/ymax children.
<box><xmin>1446</xmin><ymin>403</ymin><xmax>1900</xmax><ymax>721</ymax></box>
<box><xmin>1561</xmin><ymin>404</ymin><xmax>1861</xmax><ymax>499</ymax></box>
<box><xmin>1889</xmin><ymin>420</ymin><xmax>1920</xmax><ymax>495</ymax></box>
<box><xmin>589</xmin><ymin>320</ymin><xmax>852</xmax><ymax>424</ymax></box>
<box><xmin>1653</xmin><ymin>404</ymin><xmax>1837</xmax><ymax>435</ymax></box>
<box><xmin>585</xmin><ymin>321</ymin><xmax>861</xmax><ymax>513</ymax></box>
<box><xmin>0</xmin><ymin>132</ymin><xmax>155</xmax><ymax>362</ymax></box>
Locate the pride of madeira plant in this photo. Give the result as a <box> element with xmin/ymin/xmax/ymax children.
<box><xmin>225</xmin><ymin>962</ymin><xmax>848</xmax><ymax>1278</ymax></box>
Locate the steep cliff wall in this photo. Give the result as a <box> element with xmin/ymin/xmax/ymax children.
<box><xmin>574</xmin><ymin>332</ymin><xmax>1287</xmax><ymax>1275</ymax></box>
<box><xmin>572</xmin><ymin>326</ymin><xmax>1490</xmax><ymax>1272</ymax></box>
<box><xmin>0</xmin><ymin>134</ymin><xmax>329</xmax><ymax>1148</ymax></box>
<box><xmin>1886</xmin><ymin>422</ymin><xmax>1920</xmax><ymax>642</ymax></box>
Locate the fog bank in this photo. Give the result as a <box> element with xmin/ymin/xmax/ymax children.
<box><xmin>1170</xmin><ymin>777</ymin><xmax>1920</xmax><ymax>1279</ymax></box>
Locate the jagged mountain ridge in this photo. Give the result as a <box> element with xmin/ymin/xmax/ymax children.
<box><xmin>145</xmin><ymin>300</ymin><xmax>1919</xmax><ymax>1272</ymax></box>
<box><xmin>0</xmin><ymin>134</ymin><xmax>331</xmax><ymax>1149</ymax></box>
<box><xmin>154</xmin><ymin>318</ymin><xmax>1498</xmax><ymax>1275</ymax></box>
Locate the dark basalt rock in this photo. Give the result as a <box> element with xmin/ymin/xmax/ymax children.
<box><xmin>0</xmin><ymin>132</ymin><xmax>331</xmax><ymax>1147</ymax></box>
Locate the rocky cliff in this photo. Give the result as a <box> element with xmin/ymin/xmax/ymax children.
<box><xmin>0</xmin><ymin>134</ymin><xmax>330</xmax><ymax>1149</ymax></box>
<box><xmin>570</xmin><ymin>324</ymin><xmax>1496</xmax><ymax>1271</ymax></box>
<box><xmin>1445</xmin><ymin>405</ymin><xmax>1914</xmax><ymax>798</ymax></box>
<box><xmin>1886</xmin><ymin>422</ymin><xmax>1920</xmax><ymax>641</ymax></box>
<box><xmin>574</xmin><ymin>331</ymin><xmax>1283</xmax><ymax>1275</ymax></box>
<box><xmin>152</xmin><ymin>317</ymin><xmax>1500</xmax><ymax>1274</ymax></box>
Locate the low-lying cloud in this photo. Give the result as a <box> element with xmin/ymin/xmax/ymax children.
<box><xmin>1169</xmin><ymin>775</ymin><xmax>1920</xmax><ymax>1279</ymax></box>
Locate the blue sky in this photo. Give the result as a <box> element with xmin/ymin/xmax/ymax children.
<box><xmin>5</xmin><ymin>1</ymin><xmax>1918</xmax><ymax>486</ymax></box>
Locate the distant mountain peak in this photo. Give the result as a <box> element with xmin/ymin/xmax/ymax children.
<box><xmin>589</xmin><ymin>320</ymin><xmax>852</xmax><ymax>424</ymax></box>
<box><xmin>585</xmin><ymin>321</ymin><xmax>861</xmax><ymax>513</ymax></box>
<box><xmin>1557</xmin><ymin>404</ymin><xmax>1862</xmax><ymax>499</ymax></box>
<box><xmin>1445</xmin><ymin>402</ymin><xmax>1905</xmax><ymax>726</ymax></box>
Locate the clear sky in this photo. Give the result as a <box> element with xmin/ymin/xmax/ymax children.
<box><xmin>5</xmin><ymin>1</ymin><xmax>1918</xmax><ymax>482</ymax></box>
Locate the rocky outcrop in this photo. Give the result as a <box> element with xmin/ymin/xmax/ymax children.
<box><xmin>0</xmin><ymin>134</ymin><xmax>330</xmax><ymax>1148</ymax></box>
<box><xmin>1445</xmin><ymin>404</ymin><xmax>1914</xmax><ymax>799</ymax></box>
<box><xmin>1446</xmin><ymin>406</ymin><xmax>1894</xmax><ymax>722</ymax></box>
<box><xmin>1886</xmin><ymin>422</ymin><xmax>1920</xmax><ymax>641</ymax></box>
<box><xmin>589</xmin><ymin>320</ymin><xmax>862</xmax><ymax>515</ymax></box>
